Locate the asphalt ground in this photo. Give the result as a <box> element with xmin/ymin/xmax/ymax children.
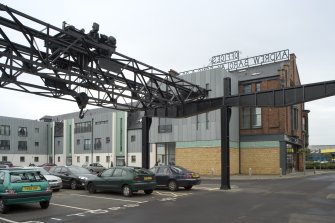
<box><xmin>1</xmin><ymin>171</ymin><xmax>335</xmax><ymax>223</ymax></box>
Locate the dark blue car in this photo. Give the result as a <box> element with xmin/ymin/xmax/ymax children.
<box><xmin>150</xmin><ymin>165</ymin><xmax>201</xmax><ymax>191</ymax></box>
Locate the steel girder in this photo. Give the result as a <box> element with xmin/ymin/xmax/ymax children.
<box><xmin>0</xmin><ymin>4</ymin><xmax>207</xmax><ymax>114</ymax></box>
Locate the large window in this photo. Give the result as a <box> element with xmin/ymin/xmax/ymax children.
<box><xmin>0</xmin><ymin>140</ymin><xmax>10</xmax><ymax>150</ymax></box>
<box><xmin>241</xmin><ymin>83</ymin><xmax>262</xmax><ymax>129</ymax></box>
<box><xmin>158</xmin><ymin>118</ymin><xmax>172</xmax><ymax>133</ymax></box>
<box><xmin>0</xmin><ymin>125</ymin><xmax>10</xmax><ymax>136</ymax></box>
<box><xmin>242</xmin><ymin>107</ymin><xmax>262</xmax><ymax>129</ymax></box>
<box><xmin>94</xmin><ymin>138</ymin><xmax>102</xmax><ymax>150</ymax></box>
<box><xmin>291</xmin><ymin>106</ymin><xmax>299</xmax><ymax>131</ymax></box>
<box><xmin>18</xmin><ymin>127</ymin><xmax>27</xmax><ymax>137</ymax></box>
<box><xmin>84</xmin><ymin>139</ymin><xmax>91</xmax><ymax>150</ymax></box>
<box><xmin>74</xmin><ymin>121</ymin><xmax>92</xmax><ymax>134</ymax></box>
<box><xmin>18</xmin><ymin>141</ymin><xmax>27</xmax><ymax>151</ymax></box>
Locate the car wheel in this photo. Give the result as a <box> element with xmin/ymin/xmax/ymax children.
<box><xmin>184</xmin><ymin>185</ymin><xmax>193</xmax><ymax>190</ymax></box>
<box><xmin>0</xmin><ymin>199</ymin><xmax>9</xmax><ymax>214</ymax></box>
<box><xmin>144</xmin><ymin>189</ymin><xmax>153</xmax><ymax>195</ymax></box>
<box><xmin>122</xmin><ymin>185</ymin><xmax>133</xmax><ymax>197</ymax></box>
<box><xmin>70</xmin><ymin>180</ymin><xmax>77</xmax><ymax>190</ymax></box>
<box><xmin>40</xmin><ymin>201</ymin><xmax>50</xmax><ymax>209</ymax></box>
<box><xmin>87</xmin><ymin>183</ymin><xmax>96</xmax><ymax>194</ymax></box>
<box><xmin>168</xmin><ymin>180</ymin><xmax>178</xmax><ymax>191</ymax></box>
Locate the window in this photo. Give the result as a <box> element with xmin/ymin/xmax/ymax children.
<box><xmin>112</xmin><ymin>168</ymin><xmax>123</xmax><ymax>177</ymax></box>
<box><xmin>94</xmin><ymin>138</ymin><xmax>102</xmax><ymax>150</ymax></box>
<box><xmin>77</xmin><ymin>156</ymin><xmax>80</xmax><ymax>163</ymax></box>
<box><xmin>244</xmin><ymin>84</ymin><xmax>252</xmax><ymax>94</ymax></box>
<box><xmin>242</xmin><ymin>107</ymin><xmax>262</xmax><ymax>129</ymax></box>
<box><xmin>20</xmin><ymin>156</ymin><xmax>25</xmax><ymax>162</ymax></box>
<box><xmin>74</xmin><ymin>121</ymin><xmax>92</xmax><ymax>134</ymax></box>
<box><xmin>158</xmin><ymin>118</ymin><xmax>172</xmax><ymax>133</ymax></box>
<box><xmin>35</xmin><ymin>142</ymin><xmax>39</xmax><ymax>147</ymax></box>
<box><xmin>85</xmin><ymin>156</ymin><xmax>89</xmax><ymax>163</ymax></box>
<box><xmin>77</xmin><ymin>139</ymin><xmax>80</xmax><ymax>145</ymax></box>
<box><xmin>18</xmin><ymin>127</ymin><xmax>27</xmax><ymax>137</ymax></box>
<box><xmin>95</xmin><ymin>120</ymin><xmax>108</xmax><ymax>125</ymax></box>
<box><xmin>57</xmin><ymin>156</ymin><xmax>60</xmax><ymax>162</ymax></box>
<box><xmin>57</xmin><ymin>141</ymin><xmax>60</xmax><ymax>147</ymax></box>
<box><xmin>206</xmin><ymin>83</ymin><xmax>210</xmax><ymax>98</ymax></box>
<box><xmin>0</xmin><ymin>125</ymin><xmax>10</xmax><ymax>136</ymax></box>
<box><xmin>34</xmin><ymin>157</ymin><xmax>39</xmax><ymax>162</ymax></box>
<box><xmin>96</xmin><ymin>156</ymin><xmax>100</xmax><ymax>162</ymax></box>
<box><xmin>131</xmin><ymin>155</ymin><xmax>136</xmax><ymax>163</ymax></box>
<box><xmin>2</xmin><ymin>156</ymin><xmax>7</xmax><ymax>161</ymax></box>
<box><xmin>206</xmin><ymin>113</ymin><xmax>209</xmax><ymax>129</ymax></box>
<box><xmin>196</xmin><ymin>115</ymin><xmax>199</xmax><ymax>130</ymax></box>
<box><xmin>106</xmin><ymin>137</ymin><xmax>110</xmax><ymax>143</ymax></box>
<box><xmin>35</xmin><ymin>128</ymin><xmax>39</xmax><ymax>133</ymax></box>
<box><xmin>0</xmin><ymin>140</ymin><xmax>10</xmax><ymax>150</ymax></box>
<box><xmin>291</xmin><ymin>106</ymin><xmax>299</xmax><ymax>131</ymax></box>
<box><xmin>18</xmin><ymin>141</ymin><xmax>27</xmax><ymax>151</ymax></box>
<box><xmin>106</xmin><ymin>156</ymin><xmax>110</xmax><ymax>163</ymax></box>
<box><xmin>131</xmin><ymin>135</ymin><xmax>136</xmax><ymax>142</ymax></box>
<box><xmin>256</xmin><ymin>83</ymin><xmax>261</xmax><ymax>92</ymax></box>
<box><xmin>84</xmin><ymin>139</ymin><xmax>91</xmax><ymax>150</ymax></box>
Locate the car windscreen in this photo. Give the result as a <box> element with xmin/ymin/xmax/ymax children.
<box><xmin>170</xmin><ymin>166</ymin><xmax>189</xmax><ymax>174</ymax></box>
<box><xmin>10</xmin><ymin>171</ymin><xmax>46</xmax><ymax>183</ymax></box>
<box><xmin>68</xmin><ymin>166</ymin><xmax>91</xmax><ymax>174</ymax></box>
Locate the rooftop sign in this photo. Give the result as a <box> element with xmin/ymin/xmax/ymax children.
<box><xmin>180</xmin><ymin>49</ymin><xmax>290</xmax><ymax>75</ymax></box>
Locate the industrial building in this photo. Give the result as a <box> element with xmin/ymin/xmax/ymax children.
<box><xmin>0</xmin><ymin>50</ymin><xmax>309</xmax><ymax>175</ymax></box>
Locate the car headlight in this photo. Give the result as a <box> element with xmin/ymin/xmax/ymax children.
<box><xmin>79</xmin><ymin>176</ymin><xmax>88</xmax><ymax>181</ymax></box>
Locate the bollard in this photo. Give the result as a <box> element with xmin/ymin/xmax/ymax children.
<box><xmin>249</xmin><ymin>168</ymin><xmax>252</xmax><ymax>176</ymax></box>
<box><xmin>279</xmin><ymin>168</ymin><xmax>282</xmax><ymax>177</ymax></box>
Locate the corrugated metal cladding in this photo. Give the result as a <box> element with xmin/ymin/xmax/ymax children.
<box><xmin>71</xmin><ymin>112</ymin><xmax>114</xmax><ymax>155</ymax></box>
<box><xmin>127</xmin><ymin>129</ymin><xmax>142</xmax><ymax>153</ymax></box>
<box><xmin>149</xmin><ymin>68</ymin><xmax>239</xmax><ymax>144</ymax></box>
<box><xmin>0</xmin><ymin>116</ymin><xmax>49</xmax><ymax>155</ymax></box>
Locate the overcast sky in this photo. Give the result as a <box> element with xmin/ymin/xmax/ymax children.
<box><xmin>1</xmin><ymin>0</ymin><xmax>334</xmax><ymax>145</ymax></box>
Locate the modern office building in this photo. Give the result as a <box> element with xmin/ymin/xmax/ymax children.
<box><xmin>0</xmin><ymin>50</ymin><xmax>309</xmax><ymax>175</ymax></box>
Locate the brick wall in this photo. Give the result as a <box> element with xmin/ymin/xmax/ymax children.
<box><xmin>240</xmin><ymin>148</ymin><xmax>280</xmax><ymax>174</ymax></box>
<box><xmin>176</xmin><ymin>147</ymin><xmax>239</xmax><ymax>176</ymax></box>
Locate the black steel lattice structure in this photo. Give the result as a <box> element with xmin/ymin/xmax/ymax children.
<box><xmin>2</xmin><ymin>4</ymin><xmax>335</xmax><ymax>190</ymax></box>
<box><xmin>0</xmin><ymin>4</ymin><xmax>207</xmax><ymax>117</ymax></box>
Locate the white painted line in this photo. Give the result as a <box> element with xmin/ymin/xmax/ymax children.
<box><xmin>51</xmin><ymin>203</ymin><xmax>92</xmax><ymax>211</ymax></box>
<box><xmin>51</xmin><ymin>218</ymin><xmax>63</xmax><ymax>221</ymax></box>
<box><xmin>195</xmin><ymin>186</ymin><xmax>220</xmax><ymax>191</ymax></box>
<box><xmin>72</xmin><ymin>194</ymin><xmax>147</xmax><ymax>203</ymax></box>
<box><xmin>0</xmin><ymin>217</ymin><xmax>20</xmax><ymax>223</ymax></box>
<box><xmin>154</xmin><ymin>191</ymin><xmax>191</xmax><ymax>197</ymax></box>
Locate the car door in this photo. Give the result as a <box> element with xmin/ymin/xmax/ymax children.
<box><xmin>109</xmin><ymin>168</ymin><xmax>124</xmax><ymax>191</ymax></box>
<box><xmin>156</xmin><ymin>166</ymin><xmax>170</xmax><ymax>186</ymax></box>
<box><xmin>96</xmin><ymin>168</ymin><xmax>115</xmax><ymax>190</ymax></box>
<box><xmin>60</xmin><ymin>167</ymin><xmax>72</xmax><ymax>187</ymax></box>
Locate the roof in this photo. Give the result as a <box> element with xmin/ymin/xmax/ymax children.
<box><xmin>230</xmin><ymin>61</ymin><xmax>287</xmax><ymax>82</ymax></box>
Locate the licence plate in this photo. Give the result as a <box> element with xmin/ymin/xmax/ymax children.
<box><xmin>22</xmin><ymin>186</ymin><xmax>41</xmax><ymax>191</ymax></box>
<box><xmin>144</xmin><ymin>176</ymin><xmax>152</xmax><ymax>181</ymax></box>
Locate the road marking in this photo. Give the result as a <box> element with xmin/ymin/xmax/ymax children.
<box><xmin>72</xmin><ymin>194</ymin><xmax>147</xmax><ymax>203</ymax></box>
<box><xmin>326</xmin><ymin>194</ymin><xmax>335</xmax><ymax>199</ymax></box>
<box><xmin>154</xmin><ymin>191</ymin><xmax>191</xmax><ymax>197</ymax></box>
<box><xmin>51</xmin><ymin>203</ymin><xmax>92</xmax><ymax>211</ymax></box>
<box><xmin>50</xmin><ymin>218</ymin><xmax>62</xmax><ymax>221</ymax></box>
<box><xmin>194</xmin><ymin>186</ymin><xmax>220</xmax><ymax>191</ymax></box>
<box><xmin>0</xmin><ymin>217</ymin><xmax>20</xmax><ymax>223</ymax></box>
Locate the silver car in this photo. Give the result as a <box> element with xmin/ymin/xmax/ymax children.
<box><xmin>25</xmin><ymin>167</ymin><xmax>63</xmax><ymax>191</ymax></box>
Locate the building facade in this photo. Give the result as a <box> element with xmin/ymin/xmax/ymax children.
<box><xmin>0</xmin><ymin>51</ymin><xmax>309</xmax><ymax>175</ymax></box>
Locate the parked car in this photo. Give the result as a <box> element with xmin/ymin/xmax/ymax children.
<box><xmin>38</xmin><ymin>163</ymin><xmax>57</xmax><ymax>172</ymax></box>
<box><xmin>49</xmin><ymin>166</ymin><xmax>96</xmax><ymax>190</ymax></box>
<box><xmin>85</xmin><ymin>166</ymin><xmax>156</xmax><ymax>197</ymax></box>
<box><xmin>149</xmin><ymin>165</ymin><xmax>201</xmax><ymax>191</ymax></box>
<box><xmin>82</xmin><ymin>163</ymin><xmax>106</xmax><ymax>173</ymax></box>
<box><xmin>0</xmin><ymin>161</ymin><xmax>13</xmax><ymax>167</ymax></box>
<box><xmin>0</xmin><ymin>168</ymin><xmax>52</xmax><ymax>214</ymax></box>
<box><xmin>24</xmin><ymin>167</ymin><xmax>62</xmax><ymax>192</ymax></box>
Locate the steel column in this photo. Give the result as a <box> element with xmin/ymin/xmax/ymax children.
<box><xmin>221</xmin><ymin>77</ymin><xmax>232</xmax><ymax>190</ymax></box>
<box><xmin>141</xmin><ymin>116</ymin><xmax>152</xmax><ymax>169</ymax></box>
